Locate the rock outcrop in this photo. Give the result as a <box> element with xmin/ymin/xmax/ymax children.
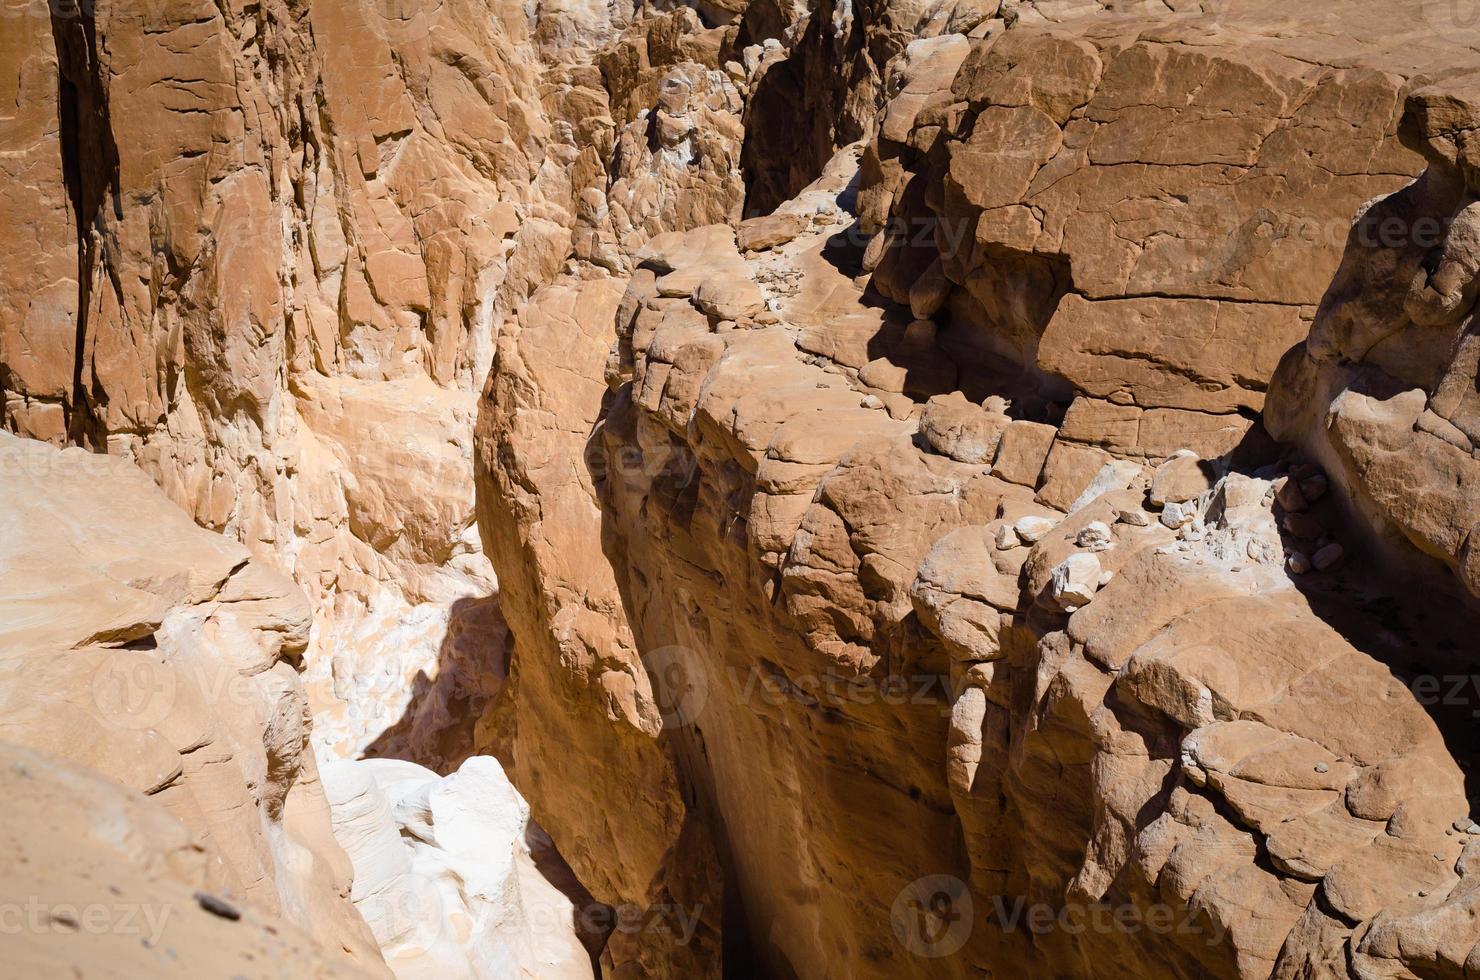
<box><xmin>1268</xmin><ymin>73</ymin><xmax>1480</xmax><ymax>603</ymax></box>
<box><xmin>322</xmin><ymin>755</ymin><xmax>596</xmax><ymax>980</ymax></box>
<box><xmin>474</xmin><ymin>3</ymin><xmax>1480</xmax><ymax>978</ymax></box>
<box><xmin>8</xmin><ymin>0</ymin><xmax>1480</xmax><ymax>977</ymax></box>
<box><xmin>0</xmin><ymin>431</ymin><xmax>385</xmax><ymax>975</ymax></box>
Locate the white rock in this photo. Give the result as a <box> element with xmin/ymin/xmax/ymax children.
<box><xmin>1117</xmin><ymin>509</ymin><xmax>1150</xmax><ymax>527</ymax></box>
<box><xmin>1246</xmin><ymin>538</ymin><xmax>1279</xmax><ymax>565</ymax></box>
<box><xmin>1160</xmin><ymin>501</ymin><xmax>1195</xmax><ymax>529</ymax></box>
<box><xmin>1014</xmin><ymin>515</ymin><xmax>1055</xmax><ymax>544</ymax></box>
<box><xmin>1076</xmin><ymin>521</ymin><xmax>1113</xmax><ymax>552</ymax></box>
<box><xmin>994</xmin><ymin>524</ymin><xmax>1021</xmax><ymax>551</ymax></box>
<box><xmin>323</xmin><ymin>756</ymin><xmax>595</xmax><ymax>980</ymax></box>
<box><xmin>1050</xmin><ymin>552</ymin><xmax>1102</xmax><ymax>611</ymax></box>
<box><xmin>1068</xmin><ymin>459</ymin><xmax>1145</xmax><ymax>513</ymax></box>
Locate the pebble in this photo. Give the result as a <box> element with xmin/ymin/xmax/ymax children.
<box><xmin>994</xmin><ymin>524</ymin><xmax>1020</xmax><ymax>551</ymax></box>
<box><xmin>1049</xmin><ymin>552</ymin><xmax>1102</xmax><ymax>611</ymax></box>
<box><xmin>194</xmin><ymin>891</ymin><xmax>241</xmax><ymax>921</ymax></box>
<box><xmin>1275</xmin><ymin>476</ymin><xmax>1308</xmax><ymax>513</ymax></box>
<box><xmin>1076</xmin><ymin>521</ymin><xmax>1114</xmax><ymax>552</ymax></box>
<box><xmin>1015</xmin><ymin>515</ymin><xmax>1056</xmax><ymax>544</ymax></box>
<box><xmin>1282</xmin><ymin>511</ymin><xmax>1324</xmax><ymax>540</ymax></box>
<box><xmin>1160</xmin><ymin>501</ymin><xmax>1195</xmax><ymax>529</ymax></box>
<box><xmin>1300</xmin><ymin>474</ymin><xmax>1328</xmax><ymax>501</ymax></box>
<box><xmin>1312</xmin><ymin>542</ymin><xmax>1345</xmax><ymax>571</ymax></box>
<box><xmin>1314</xmin><ymin>762</ymin><xmax>1329</xmax><ymax>774</ymax></box>
<box><xmin>1117</xmin><ymin>509</ymin><xmax>1150</xmax><ymax>527</ymax></box>
<box><xmin>1288</xmin><ymin>551</ymin><xmax>1312</xmax><ymax>575</ymax></box>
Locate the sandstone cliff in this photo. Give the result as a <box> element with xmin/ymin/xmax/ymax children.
<box><xmin>475</xmin><ymin>2</ymin><xmax>1480</xmax><ymax>978</ymax></box>
<box><xmin>5</xmin><ymin>0</ymin><xmax>1480</xmax><ymax>977</ymax></box>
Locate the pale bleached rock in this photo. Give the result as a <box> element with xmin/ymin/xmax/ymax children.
<box><xmin>0</xmin><ymin>433</ymin><xmax>384</xmax><ymax>976</ymax></box>
<box><xmin>323</xmin><ymin>756</ymin><xmax>595</xmax><ymax>980</ymax></box>
<box><xmin>1049</xmin><ymin>552</ymin><xmax>1102</xmax><ymax>611</ymax></box>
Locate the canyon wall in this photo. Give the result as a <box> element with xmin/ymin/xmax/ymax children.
<box><xmin>5</xmin><ymin>0</ymin><xmax>1480</xmax><ymax>977</ymax></box>
<box><xmin>476</xmin><ymin>2</ymin><xmax>1480</xmax><ymax>978</ymax></box>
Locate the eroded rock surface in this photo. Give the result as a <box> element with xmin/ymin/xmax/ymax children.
<box><xmin>0</xmin><ymin>432</ymin><xmax>385</xmax><ymax>976</ymax></box>
<box><xmin>475</xmin><ymin>4</ymin><xmax>1480</xmax><ymax>978</ymax></box>
<box><xmin>322</xmin><ymin>755</ymin><xmax>597</xmax><ymax>980</ymax></box>
<box><xmin>8</xmin><ymin>0</ymin><xmax>1480</xmax><ymax>977</ymax></box>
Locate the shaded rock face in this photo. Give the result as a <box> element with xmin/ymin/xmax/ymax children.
<box><xmin>1267</xmin><ymin>76</ymin><xmax>1480</xmax><ymax>603</ymax></box>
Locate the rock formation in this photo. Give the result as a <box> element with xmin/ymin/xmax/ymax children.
<box><xmin>321</xmin><ymin>755</ymin><xmax>597</xmax><ymax>979</ymax></box>
<box><xmin>0</xmin><ymin>432</ymin><xmax>386</xmax><ymax>975</ymax></box>
<box><xmin>6</xmin><ymin>0</ymin><xmax>1480</xmax><ymax>977</ymax></box>
<box><xmin>476</xmin><ymin>3</ymin><xmax>1480</xmax><ymax>978</ymax></box>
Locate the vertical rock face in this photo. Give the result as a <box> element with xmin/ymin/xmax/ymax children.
<box><xmin>473</xmin><ymin>274</ymin><xmax>724</xmax><ymax>977</ymax></box>
<box><xmin>7</xmin><ymin>0</ymin><xmax>1480</xmax><ymax>977</ymax></box>
<box><xmin>1268</xmin><ymin>75</ymin><xmax>1480</xmax><ymax>602</ymax></box>
<box><xmin>471</xmin><ymin>3</ymin><xmax>1480</xmax><ymax>979</ymax></box>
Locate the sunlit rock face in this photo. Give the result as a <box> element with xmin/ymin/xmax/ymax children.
<box><xmin>476</xmin><ymin>3</ymin><xmax>1480</xmax><ymax>979</ymax></box>
<box><xmin>322</xmin><ymin>755</ymin><xmax>597</xmax><ymax>980</ymax></box>
<box><xmin>8</xmin><ymin>0</ymin><xmax>1480</xmax><ymax>977</ymax></box>
<box><xmin>0</xmin><ymin>432</ymin><xmax>387</xmax><ymax>976</ymax></box>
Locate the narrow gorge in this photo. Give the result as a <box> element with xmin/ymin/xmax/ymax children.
<box><xmin>4</xmin><ymin>0</ymin><xmax>1480</xmax><ymax>977</ymax></box>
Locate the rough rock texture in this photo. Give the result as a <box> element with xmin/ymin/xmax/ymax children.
<box><xmin>9</xmin><ymin>0</ymin><xmax>1480</xmax><ymax>977</ymax></box>
<box><xmin>0</xmin><ymin>0</ymin><xmax>747</xmax><ymax>769</ymax></box>
<box><xmin>474</xmin><ymin>274</ymin><xmax>724</xmax><ymax>977</ymax></box>
<box><xmin>0</xmin><ymin>432</ymin><xmax>385</xmax><ymax>976</ymax></box>
<box><xmin>322</xmin><ymin>755</ymin><xmax>596</xmax><ymax>980</ymax></box>
<box><xmin>474</xmin><ymin>3</ymin><xmax>1480</xmax><ymax>978</ymax></box>
<box><xmin>1268</xmin><ymin>73</ymin><xmax>1480</xmax><ymax>602</ymax></box>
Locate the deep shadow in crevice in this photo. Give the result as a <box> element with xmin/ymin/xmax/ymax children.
<box><xmin>363</xmin><ymin>595</ymin><xmax>508</xmax><ymax>775</ymax></box>
<box><xmin>50</xmin><ymin>5</ymin><xmax>121</xmax><ymax>450</ymax></box>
